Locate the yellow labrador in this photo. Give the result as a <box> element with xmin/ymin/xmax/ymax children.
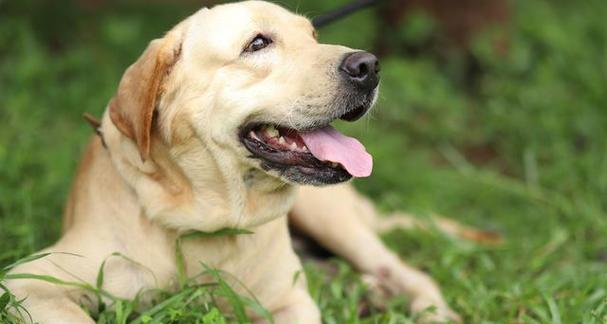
<box><xmin>6</xmin><ymin>1</ymin><xmax>461</xmax><ymax>322</ymax></box>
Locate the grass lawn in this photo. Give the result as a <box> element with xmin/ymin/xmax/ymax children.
<box><xmin>1</xmin><ymin>0</ymin><xmax>606</xmax><ymax>322</ymax></box>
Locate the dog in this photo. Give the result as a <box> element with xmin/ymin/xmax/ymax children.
<box><xmin>6</xmin><ymin>1</ymin><xmax>463</xmax><ymax>322</ymax></box>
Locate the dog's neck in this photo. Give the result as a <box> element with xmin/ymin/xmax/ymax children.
<box><xmin>100</xmin><ymin>111</ymin><xmax>296</xmax><ymax>233</ymax></box>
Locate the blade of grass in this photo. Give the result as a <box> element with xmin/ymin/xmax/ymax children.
<box><xmin>201</xmin><ymin>263</ymin><xmax>273</xmax><ymax>323</ymax></box>
<box><xmin>0</xmin><ymin>292</ymin><xmax>10</xmax><ymax>311</ymax></box>
<box><xmin>130</xmin><ymin>289</ymin><xmax>192</xmax><ymax>324</ymax></box>
<box><xmin>1</xmin><ymin>253</ymin><xmax>51</xmax><ymax>274</ymax></box>
<box><xmin>544</xmin><ymin>294</ymin><xmax>562</xmax><ymax>324</ymax></box>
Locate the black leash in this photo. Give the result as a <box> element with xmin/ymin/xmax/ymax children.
<box><xmin>312</xmin><ymin>0</ymin><xmax>385</xmax><ymax>28</ymax></box>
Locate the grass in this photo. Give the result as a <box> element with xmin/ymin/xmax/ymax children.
<box><xmin>1</xmin><ymin>0</ymin><xmax>607</xmax><ymax>322</ymax></box>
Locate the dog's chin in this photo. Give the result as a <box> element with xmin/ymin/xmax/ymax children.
<box><xmin>260</xmin><ymin>157</ymin><xmax>352</xmax><ymax>186</ymax></box>
<box><xmin>239</xmin><ymin>102</ymin><xmax>372</xmax><ymax>186</ymax></box>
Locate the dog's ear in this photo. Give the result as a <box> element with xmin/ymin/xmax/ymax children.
<box><xmin>109</xmin><ymin>31</ymin><xmax>182</xmax><ymax>161</ymax></box>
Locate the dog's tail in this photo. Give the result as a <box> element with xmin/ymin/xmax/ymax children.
<box><xmin>373</xmin><ymin>212</ymin><xmax>503</xmax><ymax>246</ymax></box>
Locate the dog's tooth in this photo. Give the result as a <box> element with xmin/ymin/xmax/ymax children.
<box><xmin>265</xmin><ymin>126</ymin><xmax>279</xmax><ymax>138</ymax></box>
<box><xmin>290</xmin><ymin>142</ymin><xmax>298</xmax><ymax>150</ymax></box>
<box><xmin>249</xmin><ymin>131</ymin><xmax>259</xmax><ymax>140</ymax></box>
<box><xmin>278</xmin><ymin>136</ymin><xmax>286</xmax><ymax>145</ymax></box>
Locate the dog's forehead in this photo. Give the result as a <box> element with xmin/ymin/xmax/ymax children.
<box><xmin>215</xmin><ymin>1</ymin><xmax>310</xmax><ymax>24</ymax></box>
<box><xmin>184</xmin><ymin>1</ymin><xmax>313</xmax><ymax>57</ymax></box>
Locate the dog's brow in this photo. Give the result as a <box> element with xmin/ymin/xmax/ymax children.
<box><xmin>294</xmin><ymin>16</ymin><xmax>315</xmax><ymax>36</ymax></box>
<box><xmin>303</xmin><ymin>22</ymin><xmax>317</xmax><ymax>39</ymax></box>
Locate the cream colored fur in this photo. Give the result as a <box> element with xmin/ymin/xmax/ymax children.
<box><xmin>6</xmin><ymin>1</ymin><xmax>460</xmax><ymax>323</ymax></box>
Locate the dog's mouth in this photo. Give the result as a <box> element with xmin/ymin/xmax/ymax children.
<box><xmin>240</xmin><ymin>110</ymin><xmax>373</xmax><ymax>185</ymax></box>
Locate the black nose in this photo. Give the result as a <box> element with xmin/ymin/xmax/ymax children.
<box><xmin>339</xmin><ymin>51</ymin><xmax>380</xmax><ymax>91</ymax></box>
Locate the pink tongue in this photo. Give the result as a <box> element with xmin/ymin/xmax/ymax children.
<box><xmin>299</xmin><ymin>126</ymin><xmax>373</xmax><ymax>177</ymax></box>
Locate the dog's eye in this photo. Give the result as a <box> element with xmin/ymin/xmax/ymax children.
<box><xmin>244</xmin><ymin>34</ymin><xmax>272</xmax><ymax>53</ymax></box>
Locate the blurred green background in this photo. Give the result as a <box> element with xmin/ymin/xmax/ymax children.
<box><xmin>1</xmin><ymin>0</ymin><xmax>607</xmax><ymax>322</ymax></box>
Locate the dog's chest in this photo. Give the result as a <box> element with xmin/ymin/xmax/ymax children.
<box><xmin>178</xmin><ymin>217</ymin><xmax>295</xmax><ymax>291</ymax></box>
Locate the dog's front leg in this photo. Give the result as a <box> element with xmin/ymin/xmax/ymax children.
<box><xmin>290</xmin><ymin>184</ymin><xmax>459</xmax><ymax>323</ymax></box>
<box><xmin>259</xmin><ymin>288</ymin><xmax>320</xmax><ymax>324</ymax></box>
<box><xmin>5</xmin><ymin>281</ymin><xmax>95</xmax><ymax>324</ymax></box>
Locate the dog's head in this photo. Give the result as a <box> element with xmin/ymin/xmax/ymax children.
<box><xmin>108</xmin><ymin>0</ymin><xmax>379</xmax><ymax>191</ymax></box>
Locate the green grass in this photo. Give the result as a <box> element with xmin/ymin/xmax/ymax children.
<box><xmin>1</xmin><ymin>0</ymin><xmax>607</xmax><ymax>322</ymax></box>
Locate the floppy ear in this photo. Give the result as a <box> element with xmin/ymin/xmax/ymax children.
<box><xmin>109</xmin><ymin>32</ymin><xmax>182</xmax><ymax>161</ymax></box>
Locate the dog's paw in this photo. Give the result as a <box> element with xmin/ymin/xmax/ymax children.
<box><xmin>362</xmin><ymin>275</ymin><xmax>460</xmax><ymax>323</ymax></box>
<box><xmin>361</xmin><ymin>274</ymin><xmax>392</xmax><ymax>306</ymax></box>
<box><xmin>411</xmin><ymin>297</ymin><xmax>461</xmax><ymax>323</ymax></box>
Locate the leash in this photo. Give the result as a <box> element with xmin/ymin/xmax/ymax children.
<box><xmin>312</xmin><ymin>0</ymin><xmax>385</xmax><ymax>28</ymax></box>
